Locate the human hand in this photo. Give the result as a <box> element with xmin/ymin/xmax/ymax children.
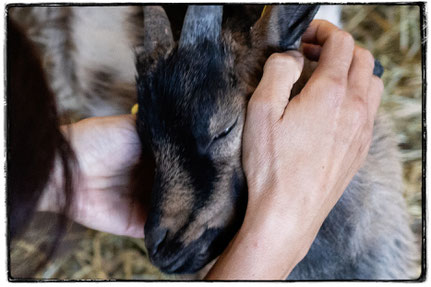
<box><xmin>38</xmin><ymin>115</ymin><xmax>146</xmax><ymax>238</ymax></box>
<box><xmin>206</xmin><ymin>20</ymin><xmax>383</xmax><ymax>279</ymax></box>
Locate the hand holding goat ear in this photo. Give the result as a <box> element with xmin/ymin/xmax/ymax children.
<box><xmin>244</xmin><ymin>20</ymin><xmax>382</xmax><ymax>204</ymax></box>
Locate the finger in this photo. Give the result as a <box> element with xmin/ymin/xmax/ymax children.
<box><xmin>301</xmin><ymin>43</ymin><xmax>322</xmax><ymax>62</ymax></box>
<box><xmin>303</xmin><ymin>20</ymin><xmax>355</xmax><ymax>85</ymax></box>
<box><xmin>302</xmin><ymin>20</ymin><xmax>340</xmax><ymax>44</ymax></box>
<box><xmin>347</xmin><ymin>47</ymin><xmax>375</xmax><ymax>101</ymax></box>
<box><xmin>249</xmin><ymin>51</ymin><xmax>304</xmax><ymax>120</ymax></box>
<box><xmin>367</xmin><ymin>76</ymin><xmax>384</xmax><ymax>124</ymax></box>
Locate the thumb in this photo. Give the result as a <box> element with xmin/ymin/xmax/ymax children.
<box><xmin>250</xmin><ymin>51</ymin><xmax>304</xmax><ymax>120</ymax></box>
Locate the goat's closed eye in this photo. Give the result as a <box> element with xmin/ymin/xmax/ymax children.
<box><xmin>214</xmin><ymin>119</ymin><xmax>238</xmax><ymax>141</ymax></box>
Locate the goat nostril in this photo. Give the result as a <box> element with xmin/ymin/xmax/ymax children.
<box><xmin>146</xmin><ymin>227</ymin><xmax>168</xmax><ymax>256</ymax></box>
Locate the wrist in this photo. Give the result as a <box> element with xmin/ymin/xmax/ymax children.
<box><xmin>206</xmin><ymin>199</ymin><xmax>313</xmax><ymax>280</ymax></box>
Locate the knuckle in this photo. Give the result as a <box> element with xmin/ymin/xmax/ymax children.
<box><xmin>355</xmin><ymin>47</ymin><xmax>374</xmax><ymax>68</ymax></box>
<box><xmin>324</xmin><ymin>73</ymin><xmax>346</xmax><ymax>92</ymax></box>
<box><xmin>264</xmin><ymin>53</ymin><xmax>303</xmax><ymax>84</ymax></box>
<box><xmin>333</xmin><ymin>30</ymin><xmax>355</xmax><ymax>47</ymax></box>
<box><xmin>266</xmin><ymin>53</ymin><xmax>287</xmax><ymax>66</ymax></box>
<box><xmin>265</xmin><ymin>52</ymin><xmax>301</xmax><ymax>70</ymax></box>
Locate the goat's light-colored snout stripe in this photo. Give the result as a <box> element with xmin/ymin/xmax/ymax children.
<box><xmin>157</xmin><ymin>143</ymin><xmax>195</xmax><ymax>235</ymax></box>
<box><xmin>180</xmin><ymin>123</ymin><xmax>243</xmax><ymax>245</ymax></box>
<box><xmin>180</xmin><ymin>166</ymin><xmax>238</xmax><ymax>245</ymax></box>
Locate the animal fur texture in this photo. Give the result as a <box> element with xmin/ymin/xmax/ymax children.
<box><xmin>9</xmin><ymin>5</ymin><xmax>419</xmax><ymax>280</ymax></box>
<box><xmin>9</xmin><ymin>6</ymin><xmax>143</xmax><ymax>122</ymax></box>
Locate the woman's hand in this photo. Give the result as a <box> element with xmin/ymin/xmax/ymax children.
<box><xmin>206</xmin><ymin>20</ymin><xmax>383</xmax><ymax>279</ymax></box>
<box><xmin>38</xmin><ymin>115</ymin><xmax>146</xmax><ymax>238</ymax></box>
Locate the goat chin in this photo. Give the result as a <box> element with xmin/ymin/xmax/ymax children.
<box><xmin>174</xmin><ymin>259</ymin><xmax>217</xmax><ymax>280</ymax></box>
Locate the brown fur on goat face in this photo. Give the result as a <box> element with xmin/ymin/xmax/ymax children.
<box><xmin>136</xmin><ymin>5</ymin><xmax>418</xmax><ymax>279</ymax></box>
<box><xmin>137</xmin><ymin>39</ymin><xmax>249</xmax><ymax>274</ymax></box>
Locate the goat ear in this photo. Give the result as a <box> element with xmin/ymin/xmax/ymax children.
<box><xmin>136</xmin><ymin>6</ymin><xmax>174</xmax><ymax>74</ymax></box>
<box><xmin>179</xmin><ymin>5</ymin><xmax>223</xmax><ymax>48</ymax></box>
<box><xmin>251</xmin><ymin>5</ymin><xmax>320</xmax><ymax>51</ymax></box>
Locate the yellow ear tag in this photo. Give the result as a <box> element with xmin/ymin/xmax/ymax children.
<box><xmin>131</xmin><ymin>103</ymin><xmax>139</xmax><ymax>115</ymax></box>
<box><xmin>260</xmin><ymin>5</ymin><xmax>268</xmax><ymax>18</ymax></box>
